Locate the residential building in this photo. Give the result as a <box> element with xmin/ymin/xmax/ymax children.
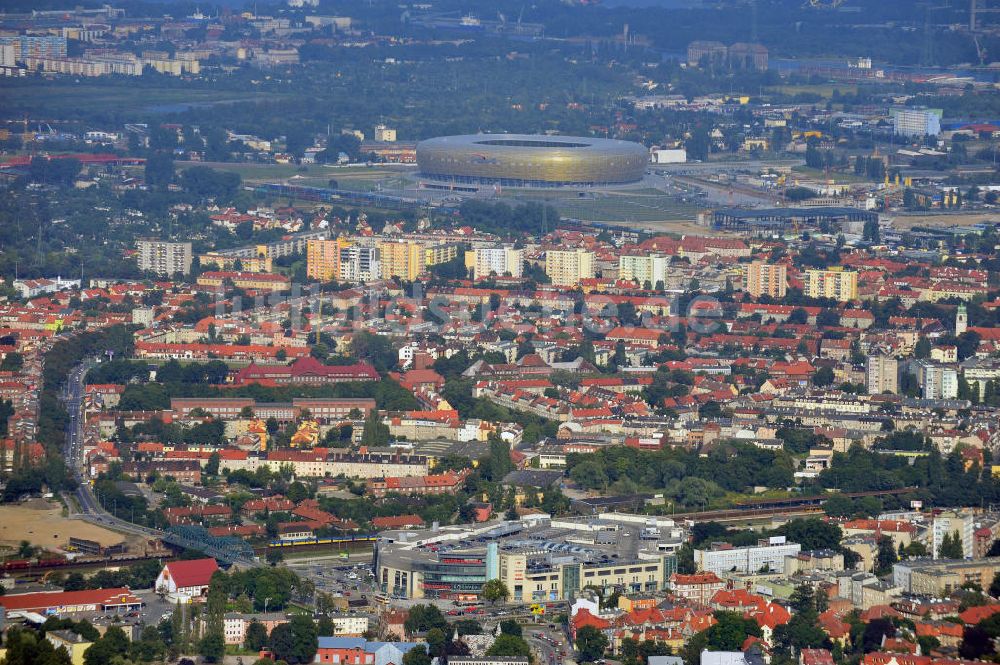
<box><xmin>136</xmin><ymin>240</ymin><xmax>192</xmax><ymax>276</ymax></box>
<box><xmin>866</xmin><ymin>355</ymin><xmax>898</xmax><ymax>395</ymax></box>
<box><xmin>307</xmin><ymin>238</ymin><xmax>350</xmax><ymax>281</ymax></box>
<box><xmin>340</xmin><ymin>244</ymin><xmax>380</xmax><ymax>282</ymax></box>
<box><xmin>914</xmin><ymin>361</ymin><xmax>958</xmax><ymax>400</ymax></box>
<box><xmin>545</xmin><ymin>249</ymin><xmax>595</xmax><ymax>286</ymax></box>
<box><xmin>220</xmin><ymin>612</ymin><xmax>288</xmax><ymax>646</ymax></box>
<box><xmin>741</xmin><ymin>262</ymin><xmax>787</xmax><ymax>298</ymax></box>
<box><xmin>804</xmin><ymin>268</ymin><xmax>858</xmax><ymax>302</ymax></box>
<box><xmin>316</xmin><ymin>638</ymin><xmax>425</xmax><ymax>665</ymax></box>
<box><xmin>197</xmin><ymin>271</ymin><xmax>290</xmax><ymax>293</ymax></box>
<box><xmin>379</xmin><ymin>241</ymin><xmax>426</xmax><ymax>280</ymax></box>
<box><xmin>46</xmin><ymin>631</ymin><xmax>93</xmax><ymax>665</ymax></box>
<box><xmin>667</xmin><ymin>572</ymin><xmax>726</xmax><ymax>604</ymax></box>
<box><xmin>894</xmin><ymin>558</ymin><xmax>1000</xmax><ymax>595</ymax></box>
<box><xmin>694</xmin><ymin>538</ymin><xmax>801</xmax><ymax>574</ymax></box>
<box><xmin>932</xmin><ymin>510</ymin><xmax>974</xmax><ymax>559</ymax></box>
<box><xmin>891</xmin><ymin>108</ymin><xmax>942</xmax><ymax>137</ymax></box>
<box><xmin>467</xmin><ymin>247</ymin><xmax>524</xmax><ymax>279</ymax></box>
<box><xmin>619</xmin><ymin>254</ymin><xmax>669</xmax><ymax>288</ymax></box>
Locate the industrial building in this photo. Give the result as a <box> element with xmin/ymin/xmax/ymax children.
<box><xmin>712</xmin><ymin>207</ymin><xmax>877</xmax><ymax>237</ymax></box>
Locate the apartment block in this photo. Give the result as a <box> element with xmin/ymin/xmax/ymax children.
<box><xmin>467</xmin><ymin>247</ymin><xmax>524</xmax><ymax>279</ymax></box>
<box><xmin>136</xmin><ymin>240</ymin><xmax>192</xmax><ymax>276</ymax></box>
<box><xmin>741</xmin><ymin>262</ymin><xmax>787</xmax><ymax>298</ymax></box>
<box><xmin>619</xmin><ymin>254</ymin><xmax>669</xmax><ymax>288</ymax></box>
<box><xmin>866</xmin><ymin>355</ymin><xmax>898</xmax><ymax>395</ymax></box>
<box><xmin>545</xmin><ymin>249</ymin><xmax>594</xmax><ymax>286</ymax></box>
<box><xmin>307</xmin><ymin>238</ymin><xmax>350</xmax><ymax>281</ymax></box>
<box><xmin>804</xmin><ymin>268</ymin><xmax>858</xmax><ymax>302</ymax></box>
<box><xmin>379</xmin><ymin>241</ymin><xmax>425</xmax><ymax>280</ymax></box>
<box><xmin>339</xmin><ymin>245</ymin><xmax>380</xmax><ymax>283</ymax></box>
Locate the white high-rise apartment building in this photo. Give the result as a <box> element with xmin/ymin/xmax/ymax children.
<box><xmin>468</xmin><ymin>247</ymin><xmax>524</xmax><ymax>278</ymax></box>
<box><xmin>618</xmin><ymin>254</ymin><xmax>669</xmax><ymax>287</ymax></box>
<box><xmin>136</xmin><ymin>240</ymin><xmax>192</xmax><ymax>276</ymax></box>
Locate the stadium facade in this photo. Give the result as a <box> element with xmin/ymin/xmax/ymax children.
<box><xmin>415</xmin><ymin>133</ymin><xmax>648</xmax><ymax>187</ymax></box>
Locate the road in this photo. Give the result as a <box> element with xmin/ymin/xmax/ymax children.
<box><xmin>61</xmin><ymin>360</ymin><xmax>163</xmax><ymax>539</ymax></box>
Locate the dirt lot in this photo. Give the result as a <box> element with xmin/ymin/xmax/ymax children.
<box><xmin>891</xmin><ymin>212</ymin><xmax>1000</xmax><ymax>229</ymax></box>
<box><xmin>0</xmin><ymin>500</ymin><xmax>127</xmax><ymax>551</ymax></box>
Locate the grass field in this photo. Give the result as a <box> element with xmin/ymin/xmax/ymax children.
<box><xmin>790</xmin><ymin>165</ymin><xmax>871</xmax><ymax>185</ymax></box>
<box><xmin>768</xmin><ymin>84</ymin><xmax>859</xmax><ymax>99</ymax></box>
<box><xmin>0</xmin><ymin>500</ymin><xmax>128</xmax><ymax>552</ymax></box>
<box><xmin>504</xmin><ymin>187</ymin><xmax>702</xmax><ymax>224</ymax></box>
<box><xmin>0</xmin><ymin>81</ymin><xmax>283</xmax><ymax>118</ymax></box>
<box><xmin>891</xmin><ymin>212</ymin><xmax>1000</xmax><ymax>229</ymax></box>
<box><xmin>185</xmin><ymin>162</ymin><xmax>416</xmax><ymax>194</ymax></box>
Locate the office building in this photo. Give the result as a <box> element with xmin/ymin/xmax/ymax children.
<box><xmin>804</xmin><ymin>268</ymin><xmax>858</xmax><ymax>302</ymax></box>
<box><xmin>891</xmin><ymin>107</ymin><xmax>942</xmax><ymax>138</ymax></box>
<box><xmin>619</xmin><ymin>254</ymin><xmax>669</xmax><ymax>288</ymax></box>
<box><xmin>136</xmin><ymin>240</ymin><xmax>192</xmax><ymax>276</ymax></box>
<box><xmin>694</xmin><ymin>537</ymin><xmax>801</xmax><ymax>574</ymax></box>
<box><xmin>741</xmin><ymin>262</ymin><xmax>787</xmax><ymax>298</ymax></box>
<box><xmin>545</xmin><ymin>249</ymin><xmax>595</xmax><ymax>286</ymax></box>
<box><xmin>467</xmin><ymin>247</ymin><xmax>524</xmax><ymax>279</ymax></box>
<box><xmin>866</xmin><ymin>355</ymin><xmax>898</xmax><ymax>395</ymax></box>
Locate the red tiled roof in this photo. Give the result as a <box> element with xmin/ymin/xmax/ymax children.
<box><xmin>0</xmin><ymin>587</ymin><xmax>141</xmax><ymax>612</ymax></box>
<box><xmin>161</xmin><ymin>558</ymin><xmax>219</xmax><ymax>588</ymax></box>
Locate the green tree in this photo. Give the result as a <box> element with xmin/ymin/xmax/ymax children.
<box><xmin>875</xmin><ymin>535</ymin><xmax>898</xmax><ymax>576</ymax></box>
<box><xmin>482</xmin><ymin>579</ymin><xmax>510</xmax><ymax>604</ymax></box>
<box><xmin>488</xmin><ymin>634</ymin><xmax>533</xmax><ymax>659</ymax></box>
<box><xmin>402</xmin><ymin>646</ymin><xmax>432</xmax><ymax>665</ymax></box>
<box><xmin>245</xmin><ymin>621</ymin><xmax>269</xmax><ymax>651</ymax></box>
<box><xmin>360</xmin><ymin>410</ymin><xmax>390</xmax><ymax>447</ymax></box>
<box><xmin>200</xmin><ymin>630</ymin><xmax>225</xmax><ymax>662</ymax></box>
<box><xmin>575</xmin><ymin>625</ymin><xmax>609</xmax><ymax>663</ymax></box>
<box><xmin>940</xmin><ymin>531</ymin><xmax>965</xmax><ymax>559</ymax></box>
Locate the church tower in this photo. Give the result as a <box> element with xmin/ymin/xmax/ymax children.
<box><xmin>956</xmin><ymin>303</ymin><xmax>968</xmax><ymax>336</ymax></box>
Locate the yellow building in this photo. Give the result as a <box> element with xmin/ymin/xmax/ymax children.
<box><xmin>307</xmin><ymin>238</ymin><xmax>351</xmax><ymax>281</ymax></box>
<box><xmin>545</xmin><ymin>249</ymin><xmax>594</xmax><ymax>286</ymax></box>
<box><xmin>424</xmin><ymin>243</ymin><xmax>458</xmax><ymax>267</ymax></box>
<box><xmin>379</xmin><ymin>241</ymin><xmax>426</xmax><ymax>280</ymax></box>
<box><xmin>805</xmin><ymin>267</ymin><xmax>858</xmax><ymax>302</ymax></box>
<box><xmin>46</xmin><ymin>631</ymin><xmax>93</xmax><ymax>665</ymax></box>
<box><xmin>199</xmin><ymin>252</ymin><xmax>273</xmax><ymax>273</ymax></box>
<box><xmin>742</xmin><ymin>262</ymin><xmax>787</xmax><ymax>298</ymax></box>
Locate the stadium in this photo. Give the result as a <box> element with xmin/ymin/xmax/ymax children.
<box><xmin>415</xmin><ymin>133</ymin><xmax>649</xmax><ymax>188</ymax></box>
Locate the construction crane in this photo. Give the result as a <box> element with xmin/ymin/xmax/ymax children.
<box><xmin>970</xmin><ymin>0</ymin><xmax>1000</xmax><ymax>32</ymax></box>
